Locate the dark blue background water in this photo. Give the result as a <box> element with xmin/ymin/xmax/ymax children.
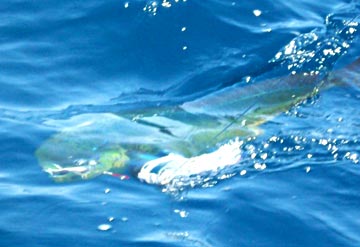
<box><xmin>1</xmin><ymin>0</ymin><xmax>360</xmax><ymax>246</ymax></box>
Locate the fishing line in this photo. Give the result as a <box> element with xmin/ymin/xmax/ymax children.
<box><xmin>209</xmin><ymin>102</ymin><xmax>258</xmax><ymax>143</ymax></box>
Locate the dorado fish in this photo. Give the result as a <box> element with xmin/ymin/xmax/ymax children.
<box><xmin>35</xmin><ymin>58</ymin><xmax>359</xmax><ymax>185</ymax></box>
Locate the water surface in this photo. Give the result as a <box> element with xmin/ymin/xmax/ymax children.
<box><xmin>1</xmin><ymin>0</ymin><xmax>360</xmax><ymax>246</ymax></box>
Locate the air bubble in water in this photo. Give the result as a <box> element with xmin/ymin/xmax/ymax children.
<box><xmin>98</xmin><ymin>224</ymin><xmax>112</xmax><ymax>231</ymax></box>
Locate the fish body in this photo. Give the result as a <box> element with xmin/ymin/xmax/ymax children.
<box><xmin>36</xmin><ymin>59</ymin><xmax>359</xmax><ymax>183</ymax></box>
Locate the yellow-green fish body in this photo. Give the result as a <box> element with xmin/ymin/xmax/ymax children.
<box><xmin>36</xmin><ymin>59</ymin><xmax>359</xmax><ymax>183</ymax></box>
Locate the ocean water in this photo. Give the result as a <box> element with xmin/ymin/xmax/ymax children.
<box><xmin>1</xmin><ymin>0</ymin><xmax>360</xmax><ymax>246</ymax></box>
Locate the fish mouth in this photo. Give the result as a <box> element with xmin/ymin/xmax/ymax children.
<box><xmin>37</xmin><ymin>147</ymin><xmax>130</xmax><ymax>182</ymax></box>
<box><xmin>42</xmin><ymin>159</ymin><xmax>104</xmax><ymax>182</ymax></box>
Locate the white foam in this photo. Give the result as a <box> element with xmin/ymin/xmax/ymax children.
<box><xmin>138</xmin><ymin>138</ymin><xmax>243</xmax><ymax>185</ymax></box>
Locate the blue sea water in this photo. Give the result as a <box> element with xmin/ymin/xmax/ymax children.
<box><xmin>1</xmin><ymin>0</ymin><xmax>360</xmax><ymax>246</ymax></box>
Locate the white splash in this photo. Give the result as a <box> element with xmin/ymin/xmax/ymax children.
<box><xmin>138</xmin><ymin>138</ymin><xmax>243</xmax><ymax>185</ymax></box>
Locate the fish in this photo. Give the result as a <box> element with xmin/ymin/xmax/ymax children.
<box><xmin>35</xmin><ymin>57</ymin><xmax>360</xmax><ymax>184</ymax></box>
